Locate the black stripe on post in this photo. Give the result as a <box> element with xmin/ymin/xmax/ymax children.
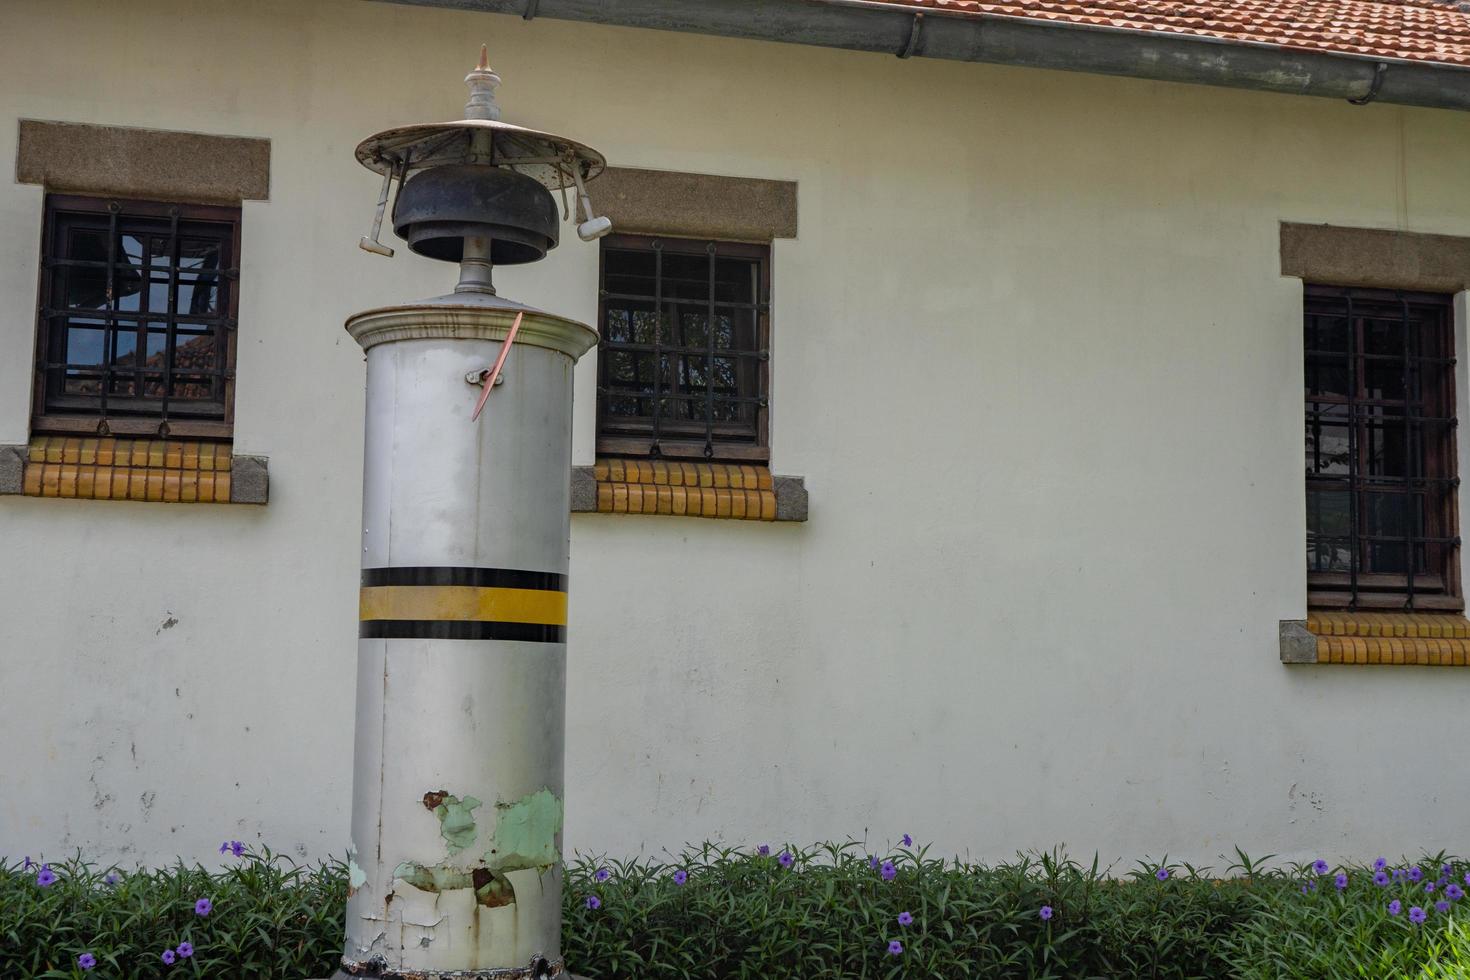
<box><xmin>359</xmin><ymin>621</ymin><xmax>568</xmax><ymax>642</ymax></box>
<box><xmin>360</xmin><ymin>566</ymin><xmax>568</xmax><ymax>592</ymax></box>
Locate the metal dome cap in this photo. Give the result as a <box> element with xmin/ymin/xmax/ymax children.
<box><xmin>353</xmin><ymin>46</ymin><xmax>605</xmax><ymax>191</ymax></box>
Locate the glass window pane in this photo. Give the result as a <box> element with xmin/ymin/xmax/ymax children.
<box><xmin>177</xmin><ymin>273</ymin><xmax>220</xmax><ymax>315</ymax></box>
<box><xmin>1306</xmin><ymin>312</ymin><xmax>1347</xmax><ymax>353</ymax></box>
<box><xmin>1306</xmin><ymin>422</ymin><xmax>1351</xmax><ymax>476</ymax></box>
<box><xmin>1305</xmin><ymin>355</ymin><xmax>1348</xmax><ymax>400</ymax></box>
<box><xmin>1306</xmin><ymin>490</ymin><xmax>1352</xmax><ymax>572</ymax></box>
<box><xmin>179</xmin><ymin>238</ymin><xmax>222</xmax><ymax>273</ymax></box>
<box><xmin>659</xmin><ymin>252</ymin><xmax>710</xmax><ymax>302</ymax></box>
<box><xmin>173</xmin><ymin>334</ymin><xmax>217</xmax><ymax>373</ymax></box>
<box><xmin>64</xmin><ymin>264</ymin><xmax>109</xmax><ymax>310</ymax></box>
<box><xmin>148</xmin><ymin>236</ymin><xmax>172</xmax><ymax>268</ymax></box>
<box><xmin>603</xmin><ymin>249</ymin><xmax>656</xmax><ymax>297</ymax></box>
<box><xmin>676</xmin><ymin>308</ymin><xmax>708</xmax><ymax>350</ymax></box>
<box><xmin>1364</xmin><ymin>318</ymin><xmax>1404</xmax><ymax>357</ymax></box>
<box><xmin>170</xmin><ymin>374</ymin><xmax>213</xmax><ymax>399</ymax></box>
<box><xmin>1365</xmin><ymin>420</ymin><xmax>1410</xmax><ymax>479</ymax></box>
<box><xmin>64</xmin><ymin>326</ymin><xmax>107</xmax><ymax>367</ymax></box>
<box><xmin>714</xmin><ymin>256</ymin><xmax>757</xmax><ymax>304</ymax></box>
<box><xmin>1364</xmin><ymin>359</ymin><xmax>1405</xmax><ymax>401</ymax></box>
<box><xmin>63</xmin><ymin>370</ymin><xmax>101</xmax><ymax>395</ymax></box>
<box><xmin>112</xmin><ymin>329</ymin><xmax>138</xmax><ymax>368</ymax></box>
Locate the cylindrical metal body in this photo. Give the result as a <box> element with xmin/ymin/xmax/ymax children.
<box><xmin>338</xmin><ymin>296</ymin><xmax>596</xmax><ymax>979</ymax></box>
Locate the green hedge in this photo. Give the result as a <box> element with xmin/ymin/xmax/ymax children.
<box><xmin>5</xmin><ymin>842</ymin><xmax>1469</xmax><ymax>978</ymax></box>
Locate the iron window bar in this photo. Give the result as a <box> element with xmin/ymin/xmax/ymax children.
<box><xmin>33</xmin><ymin>195</ymin><xmax>240</xmax><ymax>437</ymax></box>
<box><xmin>1304</xmin><ymin>285</ymin><xmax>1458</xmax><ymax>611</ymax></box>
<box><xmin>596</xmin><ymin>234</ymin><xmax>770</xmax><ymax>461</ymax></box>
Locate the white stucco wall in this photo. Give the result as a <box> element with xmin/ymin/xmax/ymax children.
<box><xmin>2</xmin><ymin>0</ymin><xmax>1469</xmax><ymax>870</ymax></box>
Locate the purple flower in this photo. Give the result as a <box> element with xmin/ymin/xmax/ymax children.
<box><xmin>881</xmin><ymin>861</ymin><xmax>897</xmax><ymax>881</ymax></box>
<box><xmin>897</xmin><ymin>911</ymin><xmax>913</xmax><ymax>926</ymax></box>
<box><xmin>23</xmin><ymin>857</ymin><xmax>33</xmax><ymax>870</ymax></box>
<box><xmin>594</xmin><ymin>868</ymin><xmax>610</xmax><ymax>883</ymax></box>
<box><xmin>194</xmin><ymin>898</ymin><xmax>212</xmax><ymax>916</ymax></box>
<box><xmin>1155</xmin><ymin>868</ymin><xmax>1170</xmax><ymax>882</ymax></box>
<box><xmin>104</xmin><ymin>872</ymin><xmax>120</xmax><ymax>886</ymax></box>
<box><xmin>177</xmin><ymin>942</ymin><xmax>193</xmax><ymax>958</ymax></box>
<box><xmin>1437</xmin><ymin>901</ymin><xmax>1451</xmax><ymax>915</ymax></box>
<box><xmin>161</xmin><ymin>949</ymin><xmax>177</xmax><ymax>965</ymax></box>
<box><xmin>1444</xmin><ymin>864</ymin><xmax>1454</xmax><ymax>877</ymax></box>
<box><xmin>1394</xmin><ymin>869</ymin><xmax>1405</xmax><ymax>881</ymax></box>
<box><xmin>36</xmin><ymin>866</ymin><xmax>57</xmax><ymax>888</ymax></box>
<box><xmin>77</xmin><ymin>953</ymin><xmax>96</xmax><ymax>971</ymax></box>
<box><xmin>1410</xmin><ymin>905</ymin><xmax>1428</xmax><ymax>924</ymax></box>
<box><xmin>1427</xmin><ymin>881</ymin><xmax>1437</xmax><ymax>893</ymax></box>
<box><xmin>1448</xmin><ymin>884</ymin><xmax>1464</xmax><ymax>901</ymax></box>
<box><xmin>230</xmin><ymin>841</ymin><xmax>245</xmax><ymax>857</ymax></box>
<box><xmin>1039</xmin><ymin>905</ymin><xmax>1054</xmax><ymax>920</ymax></box>
<box><xmin>868</xmin><ymin>856</ymin><xmax>879</xmax><ymax>870</ymax></box>
<box><xmin>1301</xmin><ymin>882</ymin><xmax>1315</xmax><ymax>894</ymax></box>
<box><xmin>901</xmin><ymin>834</ymin><xmax>913</xmax><ymax>848</ymax></box>
<box><xmin>672</xmin><ymin>869</ymin><xmax>687</xmax><ymax>886</ymax></box>
<box><xmin>757</xmin><ymin>845</ymin><xmax>770</xmax><ymax>857</ymax></box>
<box><xmin>1312</xmin><ymin>860</ymin><xmax>1330</xmax><ymax>875</ymax></box>
<box><xmin>219</xmin><ymin>842</ymin><xmax>229</xmax><ymax>855</ymax></box>
<box><xmin>1374</xmin><ymin>871</ymin><xmax>1391</xmax><ymax>887</ymax></box>
<box><xmin>778</xmin><ymin>851</ymin><xmax>794</xmax><ymax>869</ymax></box>
<box><xmin>1335</xmin><ymin>873</ymin><xmax>1348</xmax><ymax>891</ymax></box>
<box><xmin>585</xmin><ymin>895</ymin><xmax>601</xmax><ymax>910</ymax></box>
<box><xmin>1409</xmin><ymin>866</ymin><xmax>1424</xmax><ymax>883</ymax></box>
<box><xmin>1464</xmin><ymin>871</ymin><xmax>1470</xmax><ymax>886</ymax></box>
<box><xmin>887</xmin><ymin>940</ymin><xmax>903</xmax><ymax>956</ymax></box>
<box><xmin>1390</xmin><ymin>900</ymin><xmax>1403</xmax><ymax>916</ymax></box>
<box><xmin>1374</xmin><ymin>857</ymin><xmax>1388</xmax><ymax>872</ymax></box>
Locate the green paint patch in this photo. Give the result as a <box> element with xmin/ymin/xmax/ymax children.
<box><xmin>347</xmin><ymin>859</ymin><xmax>367</xmax><ymax>891</ymax></box>
<box><xmin>486</xmin><ymin>788</ymin><xmax>563</xmax><ymax>871</ymax></box>
<box><xmin>391</xmin><ymin>861</ymin><xmax>474</xmax><ymax>892</ymax></box>
<box><xmin>426</xmin><ymin>793</ymin><xmax>482</xmax><ymax>855</ymax></box>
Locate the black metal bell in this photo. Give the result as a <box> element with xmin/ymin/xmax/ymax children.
<box><xmin>392</xmin><ymin>164</ymin><xmax>558</xmax><ymax>264</ymax></box>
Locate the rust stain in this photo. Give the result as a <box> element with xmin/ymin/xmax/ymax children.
<box><xmin>422</xmin><ymin>789</ymin><xmax>448</xmax><ymax>811</ymax></box>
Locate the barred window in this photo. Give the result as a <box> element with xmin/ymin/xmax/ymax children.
<box><xmin>597</xmin><ymin>235</ymin><xmax>769</xmax><ymax>461</ymax></box>
<box><xmin>1305</xmin><ymin>285</ymin><xmax>1460</xmax><ymax>610</ymax></box>
<box><xmin>33</xmin><ymin>195</ymin><xmax>240</xmax><ymax>439</ymax></box>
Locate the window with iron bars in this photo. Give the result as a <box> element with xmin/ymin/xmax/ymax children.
<box><xmin>32</xmin><ymin>195</ymin><xmax>240</xmax><ymax>439</ymax></box>
<box><xmin>1305</xmin><ymin>285</ymin><xmax>1460</xmax><ymax>610</ymax></box>
<box><xmin>596</xmin><ymin>235</ymin><xmax>770</xmax><ymax>462</ymax></box>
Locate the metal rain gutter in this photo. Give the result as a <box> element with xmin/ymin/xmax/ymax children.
<box><xmin>374</xmin><ymin>0</ymin><xmax>1470</xmax><ymax>111</ymax></box>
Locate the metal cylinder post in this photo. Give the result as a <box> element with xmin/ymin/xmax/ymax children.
<box><xmin>336</xmin><ymin>297</ymin><xmax>596</xmax><ymax>979</ymax></box>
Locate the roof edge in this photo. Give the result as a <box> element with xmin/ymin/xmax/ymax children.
<box><xmin>371</xmin><ymin>0</ymin><xmax>1470</xmax><ymax>111</ymax></box>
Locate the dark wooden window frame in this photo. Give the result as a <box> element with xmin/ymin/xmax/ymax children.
<box><xmin>32</xmin><ymin>194</ymin><xmax>241</xmax><ymax>440</ymax></box>
<box><xmin>1305</xmin><ymin>284</ymin><xmax>1461</xmax><ymax>611</ymax></box>
<box><xmin>596</xmin><ymin>233</ymin><xmax>771</xmax><ymax>463</ymax></box>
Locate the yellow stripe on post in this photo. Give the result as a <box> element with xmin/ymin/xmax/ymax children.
<box><xmin>359</xmin><ymin>586</ymin><xmax>568</xmax><ymax>625</ymax></box>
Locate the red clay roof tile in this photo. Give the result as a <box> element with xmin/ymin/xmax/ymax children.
<box><xmin>874</xmin><ymin>0</ymin><xmax>1470</xmax><ymax>67</ymax></box>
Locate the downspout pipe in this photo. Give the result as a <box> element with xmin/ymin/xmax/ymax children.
<box><xmin>376</xmin><ymin>0</ymin><xmax>1470</xmax><ymax>112</ymax></box>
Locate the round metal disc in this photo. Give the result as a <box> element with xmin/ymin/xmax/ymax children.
<box><xmin>354</xmin><ymin>119</ymin><xmax>606</xmax><ymax>190</ymax></box>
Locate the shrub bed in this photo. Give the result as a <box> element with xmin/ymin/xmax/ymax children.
<box><xmin>4</xmin><ymin>842</ymin><xmax>1469</xmax><ymax>978</ymax></box>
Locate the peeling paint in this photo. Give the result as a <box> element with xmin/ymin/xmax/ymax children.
<box><xmin>422</xmin><ymin>790</ymin><xmax>482</xmax><ymax>855</ymax></box>
<box><xmin>485</xmin><ymin>789</ymin><xmax>562</xmax><ymax>871</ymax></box>
<box><xmin>348</xmin><ymin>857</ymin><xmax>368</xmax><ymax>893</ymax></box>
<box><xmin>392</xmin><ymin>861</ymin><xmax>515</xmax><ymax>907</ymax></box>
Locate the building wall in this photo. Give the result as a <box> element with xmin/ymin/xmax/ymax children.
<box><xmin>2</xmin><ymin>0</ymin><xmax>1469</xmax><ymax>869</ymax></box>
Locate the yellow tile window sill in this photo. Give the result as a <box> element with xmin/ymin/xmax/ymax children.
<box><xmin>1282</xmin><ymin>611</ymin><xmax>1470</xmax><ymax>666</ymax></box>
<box><xmin>571</xmin><ymin>459</ymin><xmax>806</xmax><ymax>522</ymax></box>
<box><xmin>0</xmin><ymin>437</ymin><xmax>267</xmax><ymax>505</ymax></box>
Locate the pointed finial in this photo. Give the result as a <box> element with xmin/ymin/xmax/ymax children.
<box><xmin>464</xmin><ymin>44</ymin><xmax>502</xmax><ymax>121</ymax></box>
